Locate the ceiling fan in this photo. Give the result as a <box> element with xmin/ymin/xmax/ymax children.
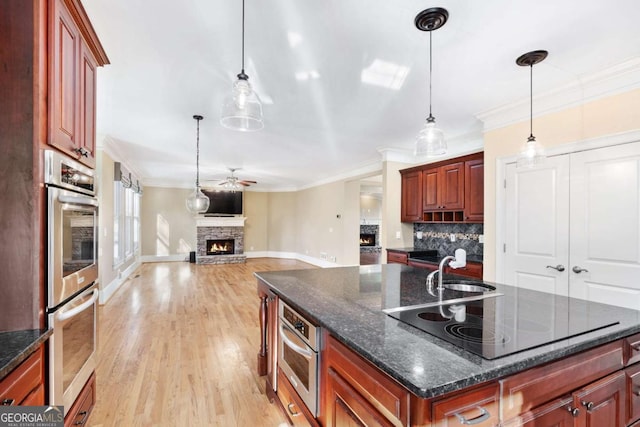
<box><xmin>206</xmin><ymin>168</ymin><xmax>257</xmax><ymax>190</ymax></box>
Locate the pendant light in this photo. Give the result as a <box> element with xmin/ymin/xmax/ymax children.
<box><xmin>516</xmin><ymin>50</ymin><xmax>548</xmax><ymax>168</ymax></box>
<box><xmin>186</xmin><ymin>115</ymin><xmax>210</xmax><ymax>214</ymax></box>
<box><xmin>414</xmin><ymin>7</ymin><xmax>448</xmax><ymax>157</ymax></box>
<box><xmin>220</xmin><ymin>0</ymin><xmax>263</xmax><ymax>132</ymax></box>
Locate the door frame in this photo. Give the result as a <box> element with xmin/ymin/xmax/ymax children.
<box><xmin>495</xmin><ymin>129</ymin><xmax>640</xmax><ymax>283</ymax></box>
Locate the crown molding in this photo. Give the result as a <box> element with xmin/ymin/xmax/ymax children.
<box><xmin>476</xmin><ymin>57</ymin><xmax>640</xmax><ymax>132</ymax></box>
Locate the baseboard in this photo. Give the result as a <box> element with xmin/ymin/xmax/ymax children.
<box><xmin>138</xmin><ymin>251</ymin><xmax>342</xmax><ymax>268</ymax></box>
<box><xmin>139</xmin><ymin>254</ymin><xmax>189</xmax><ymax>263</ymax></box>
<box><xmin>100</xmin><ymin>261</ymin><xmax>140</xmax><ymax>305</ymax></box>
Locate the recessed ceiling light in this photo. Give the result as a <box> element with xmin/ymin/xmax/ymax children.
<box><xmin>287</xmin><ymin>32</ymin><xmax>303</xmax><ymax>48</ymax></box>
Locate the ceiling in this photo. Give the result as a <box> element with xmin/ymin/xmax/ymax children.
<box><xmin>82</xmin><ymin>0</ymin><xmax>640</xmax><ymax>191</ymax></box>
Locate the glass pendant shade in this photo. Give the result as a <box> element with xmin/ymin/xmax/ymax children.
<box><xmin>415</xmin><ymin>117</ymin><xmax>446</xmax><ymax>157</ymax></box>
<box><xmin>220</xmin><ymin>76</ymin><xmax>263</xmax><ymax>131</ymax></box>
<box><xmin>516</xmin><ymin>135</ymin><xmax>545</xmax><ymax>168</ymax></box>
<box><xmin>186</xmin><ymin>186</ymin><xmax>210</xmax><ymax>214</ymax></box>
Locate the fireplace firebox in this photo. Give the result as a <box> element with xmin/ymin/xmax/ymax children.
<box><xmin>359</xmin><ymin>233</ymin><xmax>376</xmax><ymax>247</ymax></box>
<box><xmin>206</xmin><ymin>239</ymin><xmax>235</xmax><ymax>255</ymax></box>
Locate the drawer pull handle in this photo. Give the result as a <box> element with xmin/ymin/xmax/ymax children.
<box><xmin>546</xmin><ymin>264</ymin><xmax>565</xmax><ymax>272</ymax></box>
<box><xmin>581</xmin><ymin>401</ymin><xmax>594</xmax><ymax>410</ymax></box>
<box><xmin>567</xmin><ymin>406</ymin><xmax>580</xmax><ymax>417</ymax></box>
<box><xmin>2</xmin><ymin>398</ymin><xmax>15</xmax><ymax>406</ymax></box>
<box><xmin>287</xmin><ymin>402</ymin><xmax>301</xmax><ymax>417</ymax></box>
<box><xmin>454</xmin><ymin>406</ymin><xmax>489</xmax><ymax>425</ymax></box>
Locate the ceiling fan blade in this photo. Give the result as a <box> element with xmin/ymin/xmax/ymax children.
<box><xmin>239</xmin><ymin>180</ymin><xmax>257</xmax><ymax>184</ymax></box>
<box><xmin>239</xmin><ymin>182</ymin><xmax>251</xmax><ymax>186</ymax></box>
<box><xmin>217</xmin><ymin>180</ymin><xmax>229</xmax><ymax>186</ymax></box>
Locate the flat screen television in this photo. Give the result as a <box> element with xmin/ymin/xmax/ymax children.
<box><xmin>202</xmin><ymin>189</ymin><xmax>243</xmax><ymax>216</ymax></box>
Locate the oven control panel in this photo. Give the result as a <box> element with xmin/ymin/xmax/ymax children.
<box><xmin>279</xmin><ymin>300</ymin><xmax>319</xmax><ymax>351</ymax></box>
<box><xmin>283</xmin><ymin>305</ymin><xmax>310</xmax><ymax>340</ymax></box>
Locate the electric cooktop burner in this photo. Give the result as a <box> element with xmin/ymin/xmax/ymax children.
<box><xmin>387</xmin><ymin>294</ymin><xmax>618</xmax><ymax>360</ymax></box>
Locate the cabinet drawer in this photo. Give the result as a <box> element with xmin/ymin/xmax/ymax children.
<box><xmin>627</xmin><ymin>363</ymin><xmax>640</xmax><ymax>425</ymax></box>
<box><xmin>500</xmin><ymin>341</ymin><xmax>624</xmax><ymax>421</ymax></box>
<box><xmin>432</xmin><ymin>383</ymin><xmax>499</xmax><ymax>427</ymax></box>
<box><xmin>407</xmin><ymin>260</ymin><xmax>437</xmax><ymax>271</ymax></box>
<box><xmin>626</xmin><ymin>333</ymin><xmax>640</xmax><ymax>366</ymax></box>
<box><xmin>277</xmin><ymin>368</ymin><xmax>314</xmax><ymax>427</ymax></box>
<box><xmin>0</xmin><ymin>346</ymin><xmax>44</xmax><ymax>406</ymax></box>
<box><xmin>387</xmin><ymin>252</ymin><xmax>408</xmax><ymax>264</ymax></box>
<box><xmin>64</xmin><ymin>372</ymin><xmax>95</xmax><ymax>427</ymax></box>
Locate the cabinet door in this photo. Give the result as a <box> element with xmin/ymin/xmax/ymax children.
<box><xmin>422</xmin><ymin>168</ymin><xmax>440</xmax><ymax>211</ymax></box>
<box><xmin>464</xmin><ymin>159</ymin><xmax>484</xmax><ymax>222</ymax></box>
<box><xmin>439</xmin><ymin>162</ymin><xmax>464</xmax><ymax>210</ymax></box>
<box><xmin>573</xmin><ymin>371</ymin><xmax>625</xmax><ymax>427</ymax></box>
<box><xmin>626</xmin><ymin>363</ymin><xmax>640</xmax><ymax>425</ymax></box>
<box><xmin>502</xmin><ymin>396</ymin><xmax>574</xmax><ymax>427</ymax></box>
<box><xmin>50</xmin><ymin>0</ymin><xmax>80</xmax><ymax>154</ymax></box>
<box><xmin>78</xmin><ymin>40</ymin><xmax>97</xmax><ymax>167</ymax></box>
<box><xmin>401</xmin><ymin>171</ymin><xmax>423</xmax><ymax>222</ymax></box>
<box><xmin>325</xmin><ymin>367</ymin><xmax>394</xmax><ymax>427</ymax></box>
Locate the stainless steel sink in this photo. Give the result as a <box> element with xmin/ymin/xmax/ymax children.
<box><xmin>443</xmin><ymin>283</ymin><xmax>496</xmax><ymax>293</ymax></box>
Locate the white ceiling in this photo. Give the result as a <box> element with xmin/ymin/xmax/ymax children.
<box><xmin>83</xmin><ymin>0</ymin><xmax>640</xmax><ymax>191</ymax></box>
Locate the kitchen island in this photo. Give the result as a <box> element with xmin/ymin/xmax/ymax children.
<box><xmin>256</xmin><ymin>263</ymin><xmax>640</xmax><ymax>426</ymax></box>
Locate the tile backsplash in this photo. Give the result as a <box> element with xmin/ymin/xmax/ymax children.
<box><xmin>413</xmin><ymin>223</ymin><xmax>484</xmax><ymax>259</ymax></box>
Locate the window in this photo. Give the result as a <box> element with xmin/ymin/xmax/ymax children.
<box><xmin>113</xmin><ymin>174</ymin><xmax>142</xmax><ymax>268</ymax></box>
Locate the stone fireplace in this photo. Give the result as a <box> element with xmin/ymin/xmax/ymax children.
<box><xmin>196</xmin><ymin>217</ymin><xmax>246</xmax><ymax>264</ymax></box>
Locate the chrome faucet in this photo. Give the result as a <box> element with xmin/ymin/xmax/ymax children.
<box><xmin>426</xmin><ymin>255</ymin><xmax>456</xmax><ymax>295</ymax></box>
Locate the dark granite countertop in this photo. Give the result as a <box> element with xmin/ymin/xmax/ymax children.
<box><xmin>0</xmin><ymin>329</ymin><xmax>52</xmax><ymax>379</ymax></box>
<box><xmin>255</xmin><ymin>264</ymin><xmax>640</xmax><ymax>399</ymax></box>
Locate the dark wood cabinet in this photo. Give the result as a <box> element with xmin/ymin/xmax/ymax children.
<box><xmin>400</xmin><ymin>152</ymin><xmax>483</xmax><ymax>223</ymax></box>
<box><xmin>64</xmin><ymin>372</ymin><xmax>95</xmax><ymax>427</ymax></box>
<box><xmin>464</xmin><ymin>158</ymin><xmax>484</xmax><ymax>222</ymax></box>
<box><xmin>423</xmin><ymin>162</ymin><xmax>464</xmax><ymax>211</ymax></box>
<box><xmin>277</xmin><ymin>368</ymin><xmax>317</xmax><ymax>427</ymax></box>
<box><xmin>401</xmin><ymin>171</ymin><xmax>423</xmax><ymax>222</ymax></box>
<box><xmin>573</xmin><ymin>371</ymin><xmax>626</xmax><ymax>427</ymax></box>
<box><xmin>49</xmin><ymin>0</ymin><xmax>108</xmax><ymax>168</ymax></box>
<box><xmin>626</xmin><ymin>364</ymin><xmax>640</xmax><ymax>425</ymax></box>
<box><xmin>0</xmin><ymin>346</ymin><xmax>45</xmax><ymax>406</ymax></box>
<box><xmin>322</xmin><ymin>333</ymin><xmax>410</xmax><ymax>427</ymax></box>
<box><xmin>503</xmin><ymin>396</ymin><xmax>574</xmax><ymax>427</ymax></box>
<box><xmin>386</xmin><ymin>250</ymin><xmax>409</xmax><ymax>265</ymax></box>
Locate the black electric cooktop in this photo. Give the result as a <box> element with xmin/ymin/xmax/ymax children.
<box><xmin>386</xmin><ymin>293</ymin><xmax>619</xmax><ymax>360</ymax></box>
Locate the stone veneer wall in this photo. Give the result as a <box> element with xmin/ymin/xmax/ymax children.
<box><xmin>413</xmin><ymin>223</ymin><xmax>484</xmax><ymax>259</ymax></box>
<box><xmin>196</xmin><ymin>226</ymin><xmax>246</xmax><ymax>265</ymax></box>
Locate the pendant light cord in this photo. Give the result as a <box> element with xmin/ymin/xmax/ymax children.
<box><xmin>529</xmin><ymin>64</ymin><xmax>533</xmax><ymax>139</ymax></box>
<box><xmin>429</xmin><ymin>30</ymin><xmax>433</xmax><ymax>119</ymax></box>
<box><xmin>195</xmin><ymin>118</ymin><xmax>201</xmax><ymax>188</ymax></box>
<box><xmin>241</xmin><ymin>0</ymin><xmax>245</xmax><ymax>74</ymax></box>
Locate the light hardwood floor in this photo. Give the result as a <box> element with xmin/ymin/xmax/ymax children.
<box><xmin>91</xmin><ymin>258</ymin><xmax>315</xmax><ymax>427</ymax></box>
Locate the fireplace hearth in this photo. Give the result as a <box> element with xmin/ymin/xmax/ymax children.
<box><xmin>206</xmin><ymin>239</ymin><xmax>235</xmax><ymax>255</ymax></box>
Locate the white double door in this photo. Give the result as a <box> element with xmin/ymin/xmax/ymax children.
<box><xmin>504</xmin><ymin>141</ymin><xmax>640</xmax><ymax>309</ymax></box>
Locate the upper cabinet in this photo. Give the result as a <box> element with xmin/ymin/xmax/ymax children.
<box><xmin>400</xmin><ymin>152</ymin><xmax>484</xmax><ymax>223</ymax></box>
<box><xmin>401</xmin><ymin>170</ymin><xmax>423</xmax><ymax>222</ymax></box>
<box><xmin>49</xmin><ymin>0</ymin><xmax>109</xmax><ymax>168</ymax></box>
<box><xmin>422</xmin><ymin>161</ymin><xmax>465</xmax><ymax>211</ymax></box>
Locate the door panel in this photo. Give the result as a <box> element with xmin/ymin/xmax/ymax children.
<box><xmin>505</xmin><ymin>156</ymin><xmax>570</xmax><ymax>295</ymax></box>
<box><xmin>569</xmin><ymin>142</ymin><xmax>640</xmax><ymax>309</ymax></box>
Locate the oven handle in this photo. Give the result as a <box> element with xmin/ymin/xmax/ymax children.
<box><xmin>57</xmin><ymin>194</ymin><xmax>98</xmax><ymax>207</ymax></box>
<box><xmin>57</xmin><ymin>289</ymin><xmax>99</xmax><ymax>322</ymax></box>
<box><xmin>279</xmin><ymin>324</ymin><xmax>313</xmax><ymax>359</ymax></box>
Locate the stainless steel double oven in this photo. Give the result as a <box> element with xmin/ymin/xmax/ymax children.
<box><xmin>44</xmin><ymin>150</ymin><xmax>99</xmax><ymax>415</ymax></box>
<box><xmin>278</xmin><ymin>300</ymin><xmax>320</xmax><ymax>416</ymax></box>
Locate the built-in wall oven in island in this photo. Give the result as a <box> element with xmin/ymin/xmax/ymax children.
<box><xmin>44</xmin><ymin>150</ymin><xmax>99</xmax><ymax>415</ymax></box>
<box><xmin>278</xmin><ymin>300</ymin><xmax>320</xmax><ymax>416</ymax></box>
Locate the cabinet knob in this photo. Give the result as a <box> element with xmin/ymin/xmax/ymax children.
<box><xmin>581</xmin><ymin>401</ymin><xmax>594</xmax><ymax>410</ymax></box>
<box><xmin>2</xmin><ymin>398</ymin><xmax>14</xmax><ymax>406</ymax></box>
<box><xmin>567</xmin><ymin>406</ymin><xmax>580</xmax><ymax>417</ymax></box>
<box><xmin>287</xmin><ymin>402</ymin><xmax>301</xmax><ymax>417</ymax></box>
